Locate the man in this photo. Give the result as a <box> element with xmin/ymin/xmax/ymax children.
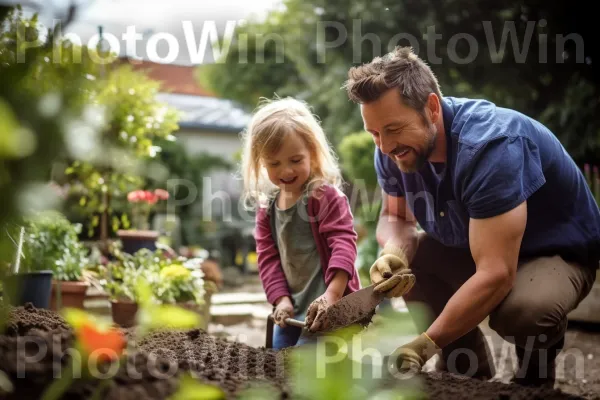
<box><xmin>343</xmin><ymin>46</ymin><xmax>600</xmax><ymax>385</ymax></box>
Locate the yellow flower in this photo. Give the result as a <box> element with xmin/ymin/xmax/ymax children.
<box><xmin>235</xmin><ymin>251</ymin><xmax>243</xmax><ymax>265</ymax></box>
<box><xmin>160</xmin><ymin>264</ymin><xmax>191</xmax><ymax>280</ymax></box>
<box><xmin>247</xmin><ymin>252</ymin><xmax>257</xmax><ymax>264</ymax></box>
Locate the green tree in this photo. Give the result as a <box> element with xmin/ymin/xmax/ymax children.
<box><xmin>65</xmin><ymin>64</ymin><xmax>181</xmax><ymax>239</ymax></box>
<box><xmin>198</xmin><ymin>0</ymin><xmax>598</xmax><ymax>163</ymax></box>
<box><xmin>0</xmin><ymin>5</ymin><xmax>100</xmax><ymax>263</ymax></box>
<box><xmin>338</xmin><ymin>131</ymin><xmax>378</xmax><ymax>191</ymax></box>
<box><xmin>338</xmin><ymin>131</ymin><xmax>381</xmax><ymax>285</ymax></box>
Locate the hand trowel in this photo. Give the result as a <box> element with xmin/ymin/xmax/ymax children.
<box><xmin>266</xmin><ymin>284</ymin><xmax>386</xmax><ymax>347</ymax></box>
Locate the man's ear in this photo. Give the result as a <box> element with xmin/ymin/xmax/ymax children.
<box><xmin>426</xmin><ymin>93</ymin><xmax>441</xmax><ymax>124</ymax></box>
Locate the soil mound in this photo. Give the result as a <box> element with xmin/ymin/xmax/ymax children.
<box><xmin>0</xmin><ymin>304</ymin><xmax>589</xmax><ymax>399</ymax></box>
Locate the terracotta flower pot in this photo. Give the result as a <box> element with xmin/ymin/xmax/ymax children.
<box><xmin>111</xmin><ymin>300</ymin><xmax>139</xmax><ymax>328</ymax></box>
<box><xmin>50</xmin><ymin>280</ymin><xmax>89</xmax><ymax>310</ymax></box>
<box><xmin>117</xmin><ymin>229</ymin><xmax>159</xmax><ymax>254</ymax></box>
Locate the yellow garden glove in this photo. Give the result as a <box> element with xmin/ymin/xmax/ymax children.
<box><xmin>370</xmin><ymin>243</ymin><xmax>416</xmax><ymax>298</ymax></box>
<box><xmin>388</xmin><ymin>333</ymin><xmax>441</xmax><ymax>376</ymax></box>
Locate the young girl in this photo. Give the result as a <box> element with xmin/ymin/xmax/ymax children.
<box><xmin>241</xmin><ymin>97</ymin><xmax>361</xmax><ymax>349</ymax></box>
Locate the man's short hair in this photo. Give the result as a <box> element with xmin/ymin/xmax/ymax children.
<box><xmin>343</xmin><ymin>46</ymin><xmax>443</xmax><ymax>112</ymax></box>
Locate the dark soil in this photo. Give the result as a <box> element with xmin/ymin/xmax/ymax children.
<box><xmin>319</xmin><ymin>289</ymin><xmax>380</xmax><ymax>332</ymax></box>
<box><xmin>134</xmin><ymin>329</ymin><xmax>289</xmax><ymax>397</ymax></box>
<box><xmin>558</xmin><ymin>324</ymin><xmax>600</xmax><ymax>399</ymax></box>
<box><xmin>0</xmin><ymin>304</ymin><xmax>592</xmax><ymax>399</ymax></box>
<box><xmin>418</xmin><ymin>371</ymin><xmax>586</xmax><ymax>400</ymax></box>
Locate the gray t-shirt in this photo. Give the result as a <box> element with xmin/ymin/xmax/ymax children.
<box><xmin>273</xmin><ymin>194</ymin><xmax>327</xmax><ymax>317</ymax></box>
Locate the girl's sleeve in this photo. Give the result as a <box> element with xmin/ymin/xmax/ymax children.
<box><xmin>317</xmin><ymin>188</ymin><xmax>358</xmax><ymax>285</ymax></box>
<box><xmin>254</xmin><ymin>207</ymin><xmax>291</xmax><ymax>305</ymax></box>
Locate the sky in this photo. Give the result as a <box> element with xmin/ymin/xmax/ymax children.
<box><xmin>31</xmin><ymin>0</ymin><xmax>283</xmax><ymax>65</ymax></box>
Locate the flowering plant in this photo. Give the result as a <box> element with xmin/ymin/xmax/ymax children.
<box><xmin>126</xmin><ymin>188</ymin><xmax>169</xmax><ymax>230</ymax></box>
<box><xmin>155</xmin><ymin>259</ymin><xmax>206</xmax><ymax>306</ymax></box>
<box><xmin>103</xmin><ymin>248</ymin><xmax>206</xmax><ymax>307</ymax></box>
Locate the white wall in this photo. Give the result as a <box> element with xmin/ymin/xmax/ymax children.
<box><xmin>174</xmin><ymin>129</ymin><xmax>244</xmax><ymax>219</ymax></box>
<box><xmin>176</xmin><ymin>129</ymin><xmax>242</xmax><ymax>162</ymax></box>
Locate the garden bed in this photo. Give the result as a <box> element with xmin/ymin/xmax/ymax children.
<box><xmin>0</xmin><ymin>304</ymin><xmax>592</xmax><ymax>399</ymax></box>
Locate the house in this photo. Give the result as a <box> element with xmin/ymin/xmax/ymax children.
<box><xmin>124</xmin><ymin>58</ymin><xmax>251</xmax><ymax>216</ymax></box>
<box><xmin>121</xmin><ymin>58</ymin><xmax>255</xmax><ymax>263</ymax></box>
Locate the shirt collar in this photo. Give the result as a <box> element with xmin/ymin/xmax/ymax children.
<box><xmin>439</xmin><ymin>98</ymin><xmax>456</xmax><ymax>179</ymax></box>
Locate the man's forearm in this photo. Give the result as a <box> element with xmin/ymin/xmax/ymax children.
<box><xmin>426</xmin><ymin>264</ymin><xmax>514</xmax><ymax>348</ymax></box>
<box><xmin>376</xmin><ymin>213</ymin><xmax>419</xmax><ymax>263</ymax></box>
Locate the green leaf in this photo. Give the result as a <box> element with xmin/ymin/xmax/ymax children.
<box><xmin>0</xmin><ymin>98</ymin><xmax>36</xmax><ymax>158</ymax></box>
<box><xmin>137</xmin><ymin>304</ymin><xmax>201</xmax><ymax>332</ymax></box>
<box><xmin>168</xmin><ymin>374</ymin><xmax>225</xmax><ymax>400</ymax></box>
<box><xmin>0</xmin><ymin>370</ymin><xmax>14</xmax><ymax>394</ymax></box>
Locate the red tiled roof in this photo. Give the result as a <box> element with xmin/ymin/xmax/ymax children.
<box><xmin>118</xmin><ymin>58</ymin><xmax>215</xmax><ymax>97</ymax></box>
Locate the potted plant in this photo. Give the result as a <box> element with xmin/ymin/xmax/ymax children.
<box><xmin>103</xmin><ymin>249</ymin><xmax>155</xmax><ymax>327</ymax></box>
<box><xmin>103</xmin><ymin>248</ymin><xmax>212</xmax><ymax>329</ymax></box>
<box><xmin>2</xmin><ymin>224</ymin><xmax>53</xmax><ymax>309</ymax></box>
<box><xmin>117</xmin><ymin>189</ymin><xmax>169</xmax><ymax>254</ymax></box>
<box><xmin>155</xmin><ymin>258</ymin><xmax>208</xmax><ymax>326</ymax></box>
<box><xmin>50</xmin><ymin>226</ymin><xmax>90</xmax><ymax>311</ymax></box>
<box><xmin>17</xmin><ymin>211</ymin><xmax>90</xmax><ymax>310</ymax></box>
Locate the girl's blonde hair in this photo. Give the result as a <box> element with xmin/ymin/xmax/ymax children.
<box><xmin>240</xmin><ymin>97</ymin><xmax>343</xmax><ymax>211</ymax></box>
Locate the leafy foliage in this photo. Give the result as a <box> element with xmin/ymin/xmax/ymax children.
<box><xmin>199</xmin><ymin>0</ymin><xmax>598</xmax><ymax>163</ymax></box>
<box><xmin>0</xmin><ymin>6</ymin><xmax>100</xmax><ymax>269</ymax></box>
<box><xmin>338</xmin><ymin>131</ymin><xmax>382</xmax><ymax>283</ymax></box>
<box><xmin>65</xmin><ymin>64</ymin><xmax>181</xmax><ymax>237</ymax></box>
<box><xmin>168</xmin><ymin>373</ymin><xmax>226</xmax><ymax>400</ymax></box>
<box><xmin>338</xmin><ymin>131</ymin><xmax>378</xmax><ymax>191</ymax></box>
<box><xmin>102</xmin><ymin>248</ymin><xmax>205</xmax><ymax>305</ymax></box>
<box><xmin>13</xmin><ymin>210</ymin><xmax>88</xmax><ymax>281</ymax></box>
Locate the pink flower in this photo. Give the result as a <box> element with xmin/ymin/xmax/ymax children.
<box><xmin>145</xmin><ymin>191</ymin><xmax>158</xmax><ymax>205</ymax></box>
<box><xmin>154</xmin><ymin>189</ymin><xmax>169</xmax><ymax>200</ymax></box>
<box><xmin>127</xmin><ymin>190</ymin><xmax>144</xmax><ymax>203</ymax></box>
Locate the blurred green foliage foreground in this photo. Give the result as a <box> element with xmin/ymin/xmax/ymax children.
<box><xmin>0</xmin><ymin>4</ymin><xmax>185</xmax><ymax>269</ymax></box>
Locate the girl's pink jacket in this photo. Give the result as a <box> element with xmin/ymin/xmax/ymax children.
<box><xmin>254</xmin><ymin>184</ymin><xmax>361</xmax><ymax>305</ymax></box>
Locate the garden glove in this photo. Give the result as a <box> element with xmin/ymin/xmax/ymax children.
<box><xmin>305</xmin><ymin>291</ymin><xmax>340</xmax><ymax>332</ymax></box>
<box><xmin>387</xmin><ymin>333</ymin><xmax>440</xmax><ymax>376</ymax></box>
<box><xmin>370</xmin><ymin>243</ymin><xmax>416</xmax><ymax>298</ymax></box>
<box><xmin>272</xmin><ymin>297</ymin><xmax>294</xmax><ymax>327</ymax></box>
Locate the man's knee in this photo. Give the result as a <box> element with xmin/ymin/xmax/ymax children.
<box><xmin>488</xmin><ymin>296</ymin><xmax>564</xmax><ymax>347</ymax></box>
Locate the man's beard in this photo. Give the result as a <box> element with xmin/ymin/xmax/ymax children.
<box><xmin>395</xmin><ymin>123</ymin><xmax>437</xmax><ymax>173</ymax></box>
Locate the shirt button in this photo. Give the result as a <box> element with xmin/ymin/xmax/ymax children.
<box><xmin>440</xmin><ymin>211</ymin><xmax>445</xmax><ymax>217</ymax></box>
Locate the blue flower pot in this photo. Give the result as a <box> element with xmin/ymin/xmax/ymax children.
<box><xmin>4</xmin><ymin>270</ymin><xmax>53</xmax><ymax>309</ymax></box>
<box><xmin>117</xmin><ymin>230</ymin><xmax>159</xmax><ymax>254</ymax></box>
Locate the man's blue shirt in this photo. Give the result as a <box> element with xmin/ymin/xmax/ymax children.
<box><xmin>374</xmin><ymin>96</ymin><xmax>600</xmax><ymax>267</ymax></box>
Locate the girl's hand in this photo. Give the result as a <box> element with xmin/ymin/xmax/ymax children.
<box><xmin>305</xmin><ymin>290</ymin><xmax>341</xmax><ymax>332</ymax></box>
<box><xmin>273</xmin><ymin>296</ymin><xmax>294</xmax><ymax>327</ymax></box>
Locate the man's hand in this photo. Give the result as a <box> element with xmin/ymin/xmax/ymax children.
<box><xmin>370</xmin><ymin>243</ymin><xmax>416</xmax><ymax>298</ymax></box>
<box><xmin>388</xmin><ymin>333</ymin><xmax>440</xmax><ymax>376</ymax></box>
<box><xmin>305</xmin><ymin>290</ymin><xmax>341</xmax><ymax>332</ymax></box>
<box><xmin>273</xmin><ymin>296</ymin><xmax>294</xmax><ymax>327</ymax></box>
